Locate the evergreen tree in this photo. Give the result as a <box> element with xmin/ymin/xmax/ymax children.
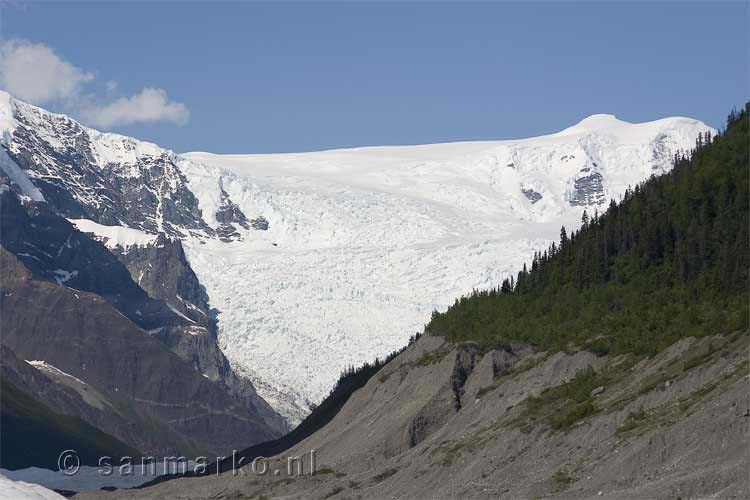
<box><xmin>427</xmin><ymin>103</ymin><xmax>749</xmax><ymax>356</ymax></box>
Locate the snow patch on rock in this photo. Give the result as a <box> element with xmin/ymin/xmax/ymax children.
<box><xmin>26</xmin><ymin>360</ymin><xmax>87</xmax><ymax>386</ymax></box>
<box><xmin>68</xmin><ymin>219</ymin><xmax>158</xmax><ymax>250</ymax></box>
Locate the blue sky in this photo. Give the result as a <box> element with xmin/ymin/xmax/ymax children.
<box><xmin>1</xmin><ymin>2</ymin><xmax>747</xmax><ymax>153</ymax></box>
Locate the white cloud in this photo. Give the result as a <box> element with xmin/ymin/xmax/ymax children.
<box><xmin>82</xmin><ymin>87</ymin><xmax>190</xmax><ymax>128</ymax></box>
<box><xmin>105</xmin><ymin>80</ymin><xmax>118</xmax><ymax>94</ymax></box>
<box><xmin>0</xmin><ymin>39</ymin><xmax>93</xmax><ymax>104</ymax></box>
<box><xmin>0</xmin><ymin>38</ymin><xmax>189</xmax><ymax>129</ymax></box>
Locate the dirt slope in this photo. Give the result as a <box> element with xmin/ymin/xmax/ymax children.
<box><xmin>77</xmin><ymin>333</ymin><xmax>749</xmax><ymax>500</ymax></box>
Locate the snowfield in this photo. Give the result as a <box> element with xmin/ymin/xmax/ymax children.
<box><xmin>68</xmin><ymin>219</ymin><xmax>158</xmax><ymax>250</ymax></box>
<box><xmin>180</xmin><ymin>114</ymin><xmax>712</xmax><ymax>423</ymax></box>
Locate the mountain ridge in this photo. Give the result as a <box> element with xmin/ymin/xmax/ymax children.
<box><xmin>0</xmin><ymin>90</ymin><xmax>714</xmax><ymax>423</ymax></box>
<box><xmin>0</xmin><ymin>192</ymin><xmax>287</xmax><ymax>460</ymax></box>
<box><xmin>75</xmin><ymin>102</ymin><xmax>749</xmax><ymax>500</ymax></box>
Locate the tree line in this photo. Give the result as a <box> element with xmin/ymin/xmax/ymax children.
<box><xmin>429</xmin><ymin>104</ymin><xmax>749</xmax><ymax>356</ymax></box>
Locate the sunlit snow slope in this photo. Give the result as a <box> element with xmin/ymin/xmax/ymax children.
<box><xmin>0</xmin><ymin>472</ymin><xmax>65</xmax><ymax>500</ymax></box>
<box><xmin>181</xmin><ymin>114</ymin><xmax>711</xmax><ymax>423</ymax></box>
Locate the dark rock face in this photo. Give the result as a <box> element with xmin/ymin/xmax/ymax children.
<box><xmin>250</xmin><ymin>216</ymin><xmax>269</xmax><ymax>231</ymax></box>
<box><xmin>0</xmin><ymin>190</ymin><xmax>182</xmax><ymax>331</ymax></box>
<box><xmin>213</xmin><ymin>187</ymin><xmax>269</xmax><ymax>239</ymax></box>
<box><xmin>215</xmin><ymin>189</ymin><xmax>249</xmax><ymax>228</ymax></box>
<box><xmin>0</xmin><ymin>244</ymin><xmax>281</xmax><ymax>457</ymax></box>
<box><xmin>1</xmin><ymin>97</ymin><xmax>272</xmax><ymax>245</ymax></box>
<box><xmin>521</xmin><ymin>187</ymin><xmax>543</xmax><ymax>204</ymax></box>
<box><xmin>216</xmin><ymin>223</ymin><xmax>241</xmax><ymax>242</ymax></box>
<box><xmin>0</xmin><ymin>191</ymin><xmax>287</xmax><ymax>456</ymax></box>
<box><xmin>0</xmin><ymin>345</ymin><xmax>143</xmax><ymax>469</ymax></box>
<box><xmin>405</xmin><ymin>344</ymin><xmax>481</xmax><ymax>449</ymax></box>
<box><xmin>111</xmin><ymin>234</ymin><xmax>214</xmax><ymax>330</ymax></box>
<box><xmin>569</xmin><ymin>171</ymin><xmax>606</xmax><ymax>206</ymax></box>
<box><xmin>650</xmin><ymin>133</ymin><xmax>674</xmax><ymax>172</ymax></box>
<box><xmin>0</xmin><ymin>95</ymin><xmax>290</xmax><ymax>439</ymax></box>
<box><xmin>215</xmin><ymin>188</ymin><xmax>250</xmax><ymax>242</ymax></box>
<box><xmin>4</xmin><ymin>100</ymin><xmax>213</xmax><ymax>237</ymax></box>
<box><xmin>450</xmin><ymin>344</ymin><xmax>482</xmax><ymax>411</ymax></box>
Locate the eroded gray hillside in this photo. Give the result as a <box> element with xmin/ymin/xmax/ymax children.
<box><xmin>81</xmin><ymin>332</ymin><xmax>749</xmax><ymax>500</ymax></box>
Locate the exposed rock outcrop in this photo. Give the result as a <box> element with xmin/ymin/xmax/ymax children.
<box><xmin>0</xmin><ymin>189</ymin><xmax>287</xmax><ymax>458</ymax></box>
<box><xmin>215</xmin><ymin>187</ymin><xmax>249</xmax><ymax>241</ymax></box>
<box><xmin>0</xmin><ymin>246</ymin><xmax>282</xmax><ymax>457</ymax></box>
<box><xmin>111</xmin><ymin>234</ymin><xmax>214</xmax><ymax>330</ymax></box>
<box><xmin>569</xmin><ymin>171</ymin><xmax>606</xmax><ymax>206</ymax></box>
<box><xmin>521</xmin><ymin>187</ymin><xmax>543</xmax><ymax>204</ymax></box>
<box><xmin>6</xmin><ymin>117</ymin><xmax>213</xmax><ymax>237</ymax></box>
<box><xmin>0</xmin><ymin>185</ymin><xmax>289</xmax><ymax>440</ymax></box>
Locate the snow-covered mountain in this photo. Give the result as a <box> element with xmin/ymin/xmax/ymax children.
<box><xmin>0</xmin><ymin>90</ymin><xmax>713</xmax><ymax>423</ymax></box>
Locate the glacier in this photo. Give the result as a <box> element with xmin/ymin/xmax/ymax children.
<box><xmin>0</xmin><ymin>90</ymin><xmax>713</xmax><ymax>424</ymax></box>
<box><xmin>178</xmin><ymin>114</ymin><xmax>712</xmax><ymax>423</ymax></box>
